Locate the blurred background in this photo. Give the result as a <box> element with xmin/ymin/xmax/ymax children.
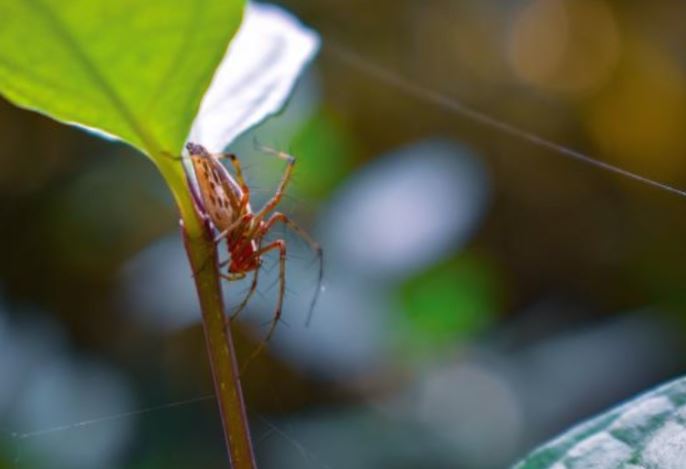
<box><xmin>2</xmin><ymin>0</ymin><xmax>686</xmax><ymax>467</ymax></box>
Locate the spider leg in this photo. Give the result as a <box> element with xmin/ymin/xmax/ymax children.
<box><xmin>212</xmin><ymin>215</ymin><xmax>247</xmax><ymax>244</ymax></box>
<box><xmin>219</xmin><ymin>261</ymin><xmax>258</xmax><ymax>333</ymax></box>
<box><xmin>229</xmin><ymin>235</ymin><xmax>264</xmax><ymax>321</ymax></box>
<box><xmin>220</xmin><ymin>271</ymin><xmax>246</xmax><ymax>282</ymax></box>
<box><xmin>160</xmin><ymin>151</ymin><xmax>184</xmax><ymax>161</ymax></box>
<box><xmin>251</xmin><ymin>145</ymin><xmax>296</xmax><ymax>223</ymax></box>
<box><xmin>241</xmin><ymin>239</ymin><xmax>286</xmax><ymax>372</ymax></box>
<box><xmin>191</xmin><ymin>224</ymin><xmax>240</xmax><ymax>279</ymax></box>
<box><xmin>231</xmin><ymin>267</ymin><xmax>259</xmax><ymax>320</ymax></box>
<box><xmin>260</xmin><ymin>212</ymin><xmax>323</xmax><ymax>326</ymax></box>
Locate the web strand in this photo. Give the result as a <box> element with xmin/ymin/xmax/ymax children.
<box><xmin>325</xmin><ymin>42</ymin><xmax>686</xmax><ymax>199</ymax></box>
<box><xmin>12</xmin><ymin>394</ymin><xmax>215</xmax><ymax>440</ymax></box>
<box><xmin>253</xmin><ymin>413</ymin><xmax>333</xmax><ymax>469</ymax></box>
<box><xmin>7</xmin><ymin>394</ymin><xmax>330</xmax><ymax>469</ymax></box>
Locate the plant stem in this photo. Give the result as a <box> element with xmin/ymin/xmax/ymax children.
<box><xmin>182</xmin><ymin>219</ymin><xmax>256</xmax><ymax>469</ymax></box>
<box><xmin>155</xmin><ymin>147</ymin><xmax>255</xmax><ymax>467</ymax></box>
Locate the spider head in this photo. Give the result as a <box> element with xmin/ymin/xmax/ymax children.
<box><xmin>186</xmin><ymin>142</ymin><xmax>209</xmax><ymax>157</ymax></box>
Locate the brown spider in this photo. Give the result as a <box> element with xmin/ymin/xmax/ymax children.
<box><xmin>185</xmin><ymin>141</ymin><xmax>323</xmax><ymax>356</ymax></box>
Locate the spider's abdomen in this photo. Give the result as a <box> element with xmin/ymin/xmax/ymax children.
<box><xmin>190</xmin><ymin>152</ymin><xmax>244</xmax><ymax>231</ymax></box>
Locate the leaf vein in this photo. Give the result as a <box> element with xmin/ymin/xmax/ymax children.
<box><xmin>26</xmin><ymin>0</ymin><xmax>161</xmax><ymax>154</ymax></box>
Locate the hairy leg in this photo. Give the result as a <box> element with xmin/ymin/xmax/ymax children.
<box><xmin>241</xmin><ymin>240</ymin><xmax>286</xmax><ymax>372</ymax></box>
<box><xmin>260</xmin><ymin>212</ymin><xmax>323</xmax><ymax>325</ymax></box>
<box><xmin>230</xmin><ymin>235</ymin><xmax>265</xmax><ymax>321</ymax></box>
<box><xmin>251</xmin><ymin>143</ymin><xmax>296</xmax><ymax>223</ymax></box>
<box><xmin>231</xmin><ymin>268</ymin><xmax>259</xmax><ymax>320</ymax></box>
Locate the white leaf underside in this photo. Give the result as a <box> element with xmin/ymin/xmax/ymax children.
<box><xmin>75</xmin><ymin>2</ymin><xmax>320</xmax><ymax>155</ymax></box>
<box><xmin>186</xmin><ymin>1</ymin><xmax>320</xmax><ymax>153</ymax></box>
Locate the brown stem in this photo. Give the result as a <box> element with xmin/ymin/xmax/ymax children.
<box><xmin>181</xmin><ymin>220</ymin><xmax>256</xmax><ymax>469</ymax></box>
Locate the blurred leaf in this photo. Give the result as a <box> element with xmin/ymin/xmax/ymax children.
<box><xmin>515</xmin><ymin>376</ymin><xmax>686</xmax><ymax>468</ymax></box>
<box><xmin>291</xmin><ymin>109</ymin><xmax>356</xmax><ymax>198</ymax></box>
<box><xmin>396</xmin><ymin>253</ymin><xmax>501</xmax><ymax>354</ymax></box>
<box><xmin>0</xmin><ymin>0</ymin><xmax>244</xmax><ymax>157</ymax></box>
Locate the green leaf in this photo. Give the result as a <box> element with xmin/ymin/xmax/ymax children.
<box><xmin>515</xmin><ymin>376</ymin><xmax>686</xmax><ymax>468</ymax></box>
<box><xmin>0</xmin><ymin>0</ymin><xmax>244</xmax><ymax>157</ymax></box>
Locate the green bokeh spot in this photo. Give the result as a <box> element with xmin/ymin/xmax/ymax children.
<box><xmin>290</xmin><ymin>109</ymin><xmax>356</xmax><ymax>198</ymax></box>
<box><xmin>396</xmin><ymin>253</ymin><xmax>502</xmax><ymax>354</ymax></box>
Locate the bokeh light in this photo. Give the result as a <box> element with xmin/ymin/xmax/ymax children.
<box><xmin>3</xmin><ymin>1</ymin><xmax>686</xmax><ymax>467</ymax></box>
<box><xmin>508</xmin><ymin>0</ymin><xmax>620</xmax><ymax>95</ymax></box>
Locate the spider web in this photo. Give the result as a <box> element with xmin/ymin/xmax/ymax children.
<box><xmin>3</xmin><ymin>394</ymin><xmax>331</xmax><ymax>468</ymax></box>
<box><xmin>5</xmin><ymin>32</ymin><xmax>686</xmax><ymax>469</ymax></box>
<box><xmin>325</xmin><ymin>41</ymin><xmax>686</xmax><ymax>200</ymax></box>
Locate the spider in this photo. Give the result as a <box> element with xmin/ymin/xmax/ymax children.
<box><xmin>185</xmin><ymin>141</ymin><xmax>323</xmax><ymax>355</ymax></box>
